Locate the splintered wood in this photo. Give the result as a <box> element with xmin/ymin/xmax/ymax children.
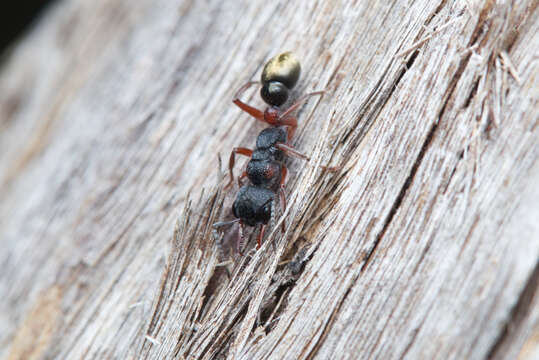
<box><xmin>1</xmin><ymin>1</ymin><xmax>537</xmax><ymax>359</ymax></box>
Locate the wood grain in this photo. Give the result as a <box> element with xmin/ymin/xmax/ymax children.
<box><xmin>1</xmin><ymin>0</ymin><xmax>537</xmax><ymax>359</ymax></box>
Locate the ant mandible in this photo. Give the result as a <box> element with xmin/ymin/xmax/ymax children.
<box><xmin>214</xmin><ymin>52</ymin><xmax>338</xmax><ymax>255</ymax></box>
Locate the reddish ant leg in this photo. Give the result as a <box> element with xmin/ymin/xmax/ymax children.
<box><xmin>276</xmin><ymin>90</ymin><xmax>325</xmax><ymax>141</ymax></box>
<box><xmin>232</xmin><ymin>81</ymin><xmax>264</xmax><ymax>121</ymax></box>
<box><xmin>275</xmin><ymin>142</ymin><xmax>308</xmax><ymax>160</ymax></box>
<box><xmin>226</xmin><ymin>147</ymin><xmax>253</xmax><ymax>189</ymax></box>
<box><xmin>278</xmin><ymin>90</ymin><xmax>325</xmax><ymax>120</ymax></box>
<box><xmin>234</xmin><ymin>81</ymin><xmax>260</xmax><ymax>99</ymax></box>
<box><xmin>275</xmin><ymin>143</ymin><xmax>341</xmax><ymax>172</ymax></box>
<box><xmin>257</xmin><ymin>224</ymin><xmax>266</xmax><ymax>249</ymax></box>
<box><xmin>279</xmin><ymin>165</ymin><xmax>288</xmax><ymax>209</ymax></box>
<box><xmin>279</xmin><ymin>165</ymin><xmax>288</xmax><ymax>232</ymax></box>
<box><xmin>237</xmin><ymin>171</ymin><xmax>248</xmax><ymax>187</ymax></box>
<box><xmin>277</xmin><ymin>116</ymin><xmax>298</xmax><ymax>142</ymax></box>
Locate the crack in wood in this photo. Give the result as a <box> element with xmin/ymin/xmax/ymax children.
<box><xmin>463</xmin><ymin>77</ymin><xmax>480</xmax><ymax>109</ymax></box>
<box><xmin>258</xmin><ymin>245</ymin><xmax>313</xmax><ymax>332</ymax></box>
<box><xmin>487</xmin><ymin>260</ymin><xmax>539</xmax><ymax>359</ymax></box>
<box><xmin>3</xmin><ymin>0</ymin><xmax>538</xmax><ymax>358</ymax></box>
<box><xmin>394</xmin><ymin>50</ymin><xmax>420</xmax><ymax>89</ymax></box>
<box><xmin>361</xmin><ymin>119</ymin><xmax>438</xmax><ymax>273</ymax></box>
<box><xmin>359</xmin><ymin>0</ymin><xmax>490</xmax><ymax>272</ymax></box>
<box><xmin>255</xmin><ymin>5</ymin><xmax>460</xmax><ymax>352</ymax></box>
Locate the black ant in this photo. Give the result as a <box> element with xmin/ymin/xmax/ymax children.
<box><xmin>213</xmin><ymin>52</ymin><xmax>338</xmax><ymax>254</ymax></box>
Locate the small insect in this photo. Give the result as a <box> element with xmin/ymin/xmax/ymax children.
<box><xmin>214</xmin><ymin>52</ymin><xmax>338</xmax><ymax>254</ymax></box>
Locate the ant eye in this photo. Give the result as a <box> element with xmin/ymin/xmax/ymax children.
<box><xmin>260</xmin><ymin>81</ymin><xmax>288</xmax><ymax>106</ymax></box>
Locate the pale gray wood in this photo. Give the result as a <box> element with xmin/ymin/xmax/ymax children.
<box><xmin>1</xmin><ymin>0</ymin><xmax>537</xmax><ymax>359</ymax></box>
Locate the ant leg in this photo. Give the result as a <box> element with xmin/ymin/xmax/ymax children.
<box><xmin>275</xmin><ymin>143</ymin><xmax>341</xmax><ymax>172</ymax></box>
<box><xmin>227</xmin><ymin>147</ymin><xmax>253</xmax><ymax>189</ymax></box>
<box><xmin>279</xmin><ymin>165</ymin><xmax>287</xmax><ymax>232</ymax></box>
<box><xmin>278</xmin><ymin>91</ymin><xmax>325</xmax><ymax>120</ymax></box>
<box><xmin>257</xmin><ymin>224</ymin><xmax>266</xmax><ymax>249</ymax></box>
<box><xmin>238</xmin><ymin>221</ymin><xmax>246</xmax><ymax>255</ymax></box>
<box><xmin>232</xmin><ymin>81</ymin><xmax>264</xmax><ymax>120</ymax></box>
<box><xmin>279</xmin><ymin>165</ymin><xmax>288</xmax><ymax>210</ymax></box>
<box><xmin>213</xmin><ymin>218</ymin><xmax>240</xmax><ymax>229</ymax></box>
<box><xmin>275</xmin><ymin>142</ymin><xmax>308</xmax><ymax>160</ymax></box>
<box><xmin>277</xmin><ymin>91</ymin><xmax>325</xmax><ymax>141</ymax></box>
<box><xmin>212</xmin><ymin>218</ymin><xmax>240</xmax><ymax>258</ymax></box>
<box><xmin>278</xmin><ymin>116</ymin><xmax>298</xmax><ymax>142</ymax></box>
<box><xmin>268</xmin><ymin>199</ymin><xmax>279</xmax><ymax>252</ymax></box>
<box><xmin>237</xmin><ymin>171</ymin><xmax>248</xmax><ymax>187</ymax></box>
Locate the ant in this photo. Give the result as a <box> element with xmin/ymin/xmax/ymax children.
<box><xmin>213</xmin><ymin>52</ymin><xmax>338</xmax><ymax>255</ymax></box>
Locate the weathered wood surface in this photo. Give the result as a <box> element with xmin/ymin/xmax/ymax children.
<box><xmin>1</xmin><ymin>0</ymin><xmax>538</xmax><ymax>359</ymax></box>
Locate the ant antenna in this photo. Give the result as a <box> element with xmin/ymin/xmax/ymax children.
<box><xmin>213</xmin><ymin>218</ymin><xmax>240</xmax><ymax>229</ymax></box>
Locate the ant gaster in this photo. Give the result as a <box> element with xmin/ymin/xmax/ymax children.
<box><xmin>213</xmin><ymin>52</ymin><xmax>338</xmax><ymax>254</ymax></box>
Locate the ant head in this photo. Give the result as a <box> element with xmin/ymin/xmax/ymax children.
<box><xmin>233</xmin><ymin>186</ymin><xmax>274</xmax><ymax>226</ymax></box>
<box><xmin>260</xmin><ymin>52</ymin><xmax>301</xmax><ymax>107</ymax></box>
